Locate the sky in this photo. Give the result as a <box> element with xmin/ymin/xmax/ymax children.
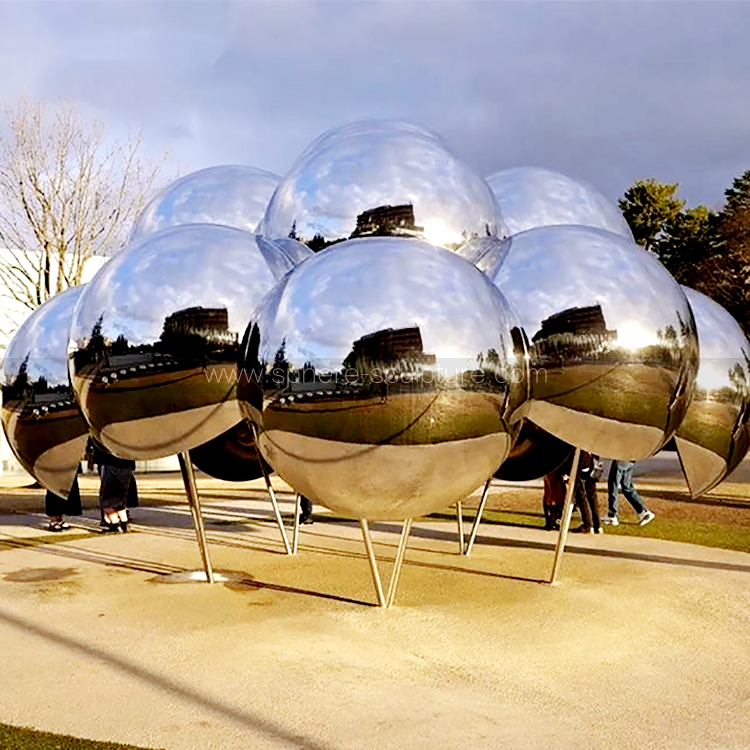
<box><xmin>1</xmin><ymin>0</ymin><xmax>749</xmax><ymax>209</ymax></box>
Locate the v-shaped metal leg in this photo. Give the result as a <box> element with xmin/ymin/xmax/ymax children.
<box><xmin>292</xmin><ymin>493</ymin><xmax>301</xmax><ymax>555</ymax></box>
<box><xmin>178</xmin><ymin>452</ymin><xmax>215</xmax><ymax>584</ymax></box>
<box><xmin>359</xmin><ymin>519</ymin><xmax>413</xmax><ymax>608</ymax></box>
<box><xmin>251</xmin><ymin>423</ymin><xmax>293</xmax><ymax>555</ymax></box>
<box><xmin>464</xmin><ymin>476</ymin><xmax>492</xmax><ymax>556</ymax></box>
<box><xmin>456</xmin><ymin>501</ymin><xmax>465</xmax><ymax>553</ymax></box>
<box><xmin>549</xmin><ymin>447</ymin><xmax>581</xmax><ymax>585</ymax></box>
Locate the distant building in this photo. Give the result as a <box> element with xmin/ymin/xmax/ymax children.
<box><xmin>532</xmin><ymin>305</ymin><xmax>612</xmax><ymax>341</ymax></box>
<box><xmin>344</xmin><ymin>326</ymin><xmax>436</xmax><ymax>373</ymax></box>
<box><xmin>161</xmin><ymin>306</ymin><xmax>237</xmax><ymax>347</ymax></box>
<box><xmin>351</xmin><ymin>204</ymin><xmax>423</xmax><ymax>238</ymax></box>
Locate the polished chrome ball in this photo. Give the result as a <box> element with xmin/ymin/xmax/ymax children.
<box><xmin>674</xmin><ymin>288</ymin><xmax>750</xmax><ymax>496</ymax></box>
<box><xmin>259</xmin><ymin>120</ymin><xmax>505</xmax><ymax>253</ymax></box>
<box><xmin>495</xmin><ymin>421</ymin><xmax>573</xmax><ymax>481</ymax></box>
<box><xmin>487</xmin><ymin>167</ymin><xmax>633</xmax><ymax>239</ymax></box>
<box><xmin>1</xmin><ymin>287</ymin><xmax>88</xmax><ymax>497</ymax></box>
<box><xmin>190</xmin><ymin>419</ymin><xmax>272</xmax><ymax>482</ymax></box>
<box><xmin>239</xmin><ymin>236</ymin><xmax>526</xmax><ymax>520</ymax></box>
<box><xmin>130</xmin><ymin>165</ymin><xmax>280</xmax><ymax>243</ymax></box>
<box><xmin>69</xmin><ymin>224</ymin><xmax>277</xmax><ymax>459</ymax></box>
<box><xmin>491</xmin><ymin>225</ymin><xmax>698</xmax><ymax>460</ymax></box>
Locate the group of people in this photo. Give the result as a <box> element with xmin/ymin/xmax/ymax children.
<box><xmin>45</xmin><ymin>442</ymin><xmax>316</xmax><ymax>533</ymax></box>
<box><xmin>45</xmin><ymin>439</ymin><xmax>138</xmax><ymax>533</ymax></box>
<box><xmin>543</xmin><ymin>455</ymin><xmax>655</xmax><ymax>533</ymax></box>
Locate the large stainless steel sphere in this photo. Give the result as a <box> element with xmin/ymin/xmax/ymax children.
<box><xmin>258</xmin><ymin>120</ymin><xmax>506</xmax><ymax>253</ymax></box>
<box><xmin>491</xmin><ymin>225</ymin><xmax>699</xmax><ymax>460</ymax></box>
<box><xmin>495</xmin><ymin>420</ymin><xmax>573</xmax><ymax>481</ymax></box>
<box><xmin>487</xmin><ymin>167</ymin><xmax>633</xmax><ymax>240</ymax></box>
<box><xmin>129</xmin><ymin>165</ymin><xmax>280</xmax><ymax>243</ymax></box>
<box><xmin>69</xmin><ymin>224</ymin><xmax>277</xmax><ymax>459</ymax></box>
<box><xmin>674</xmin><ymin>288</ymin><xmax>750</xmax><ymax>496</ymax></box>
<box><xmin>238</xmin><ymin>236</ymin><xmax>526</xmax><ymax>520</ymax></box>
<box><xmin>1</xmin><ymin>287</ymin><xmax>88</xmax><ymax>497</ymax></box>
<box><xmin>189</xmin><ymin>419</ymin><xmax>272</xmax><ymax>482</ymax></box>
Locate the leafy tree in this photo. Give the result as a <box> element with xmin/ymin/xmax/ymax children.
<box><xmin>654</xmin><ymin>205</ymin><xmax>718</xmax><ymax>284</ymax></box>
<box><xmin>618</xmin><ymin>178</ymin><xmax>684</xmax><ymax>253</ymax></box>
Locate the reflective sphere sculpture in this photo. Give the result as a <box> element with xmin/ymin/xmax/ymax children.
<box><xmin>1</xmin><ymin>287</ymin><xmax>88</xmax><ymax>497</ymax></box>
<box><xmin>491</xmin><ymin>225</ymin><xmax>699</xmax><ymax>460</ymax></box>
<box><xmin>495</xmin><ymin>420</ymin><xmax>573</xmax><ymax>481</ymax></box>
<box><xmin>69</xmin><ymin>224</ymin><xmax>278</xmax><ymax>459</ymax></box>
<box><xmin>487</xmin><ymin>167</ymin><xmax>634</xmax><ymax>240</ymax></box>
<box><xmin>130</xmin><ymin>165</ymin><xmax>280</xmax><ymax>243</ymax></box>
<box><xmin>259</xmin><ymin>120</ymin><xmax>505</xmax><ymax>253</ymax></box>
<box><xmin>239</xmin><ymin>237</ymin><xmax>526</xmax><ymax>520</ymax></box>
<box><xmin>190</xmin><ymin>419</ymin><xmax>272</xmax><ymax>482</ymax></box>
<box><xmin>674</xmin><ymin>288</ymin><xmax>750</xmax><ymax>496</ymax></box>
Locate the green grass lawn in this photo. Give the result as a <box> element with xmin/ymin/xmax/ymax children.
<box><xmin>432</xmin><ymin>507</ymin><xmax>750</xmax><ymax>554</ymax></box>
<box><xmin>0</xmin><ymin>724</ymin><xmax>158</xmax><ymax>750</ymax></box>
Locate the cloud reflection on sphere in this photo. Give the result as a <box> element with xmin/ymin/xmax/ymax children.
<box><xmin>487</xmin><ymin>167</ymin><xmax>633</xmax><ymax>239</ymax></box>
<box><xmin>69</xmin><ymin>224</ymin><xmax>278</xmax><ymax>460</ymax></box>
<box><xmin>239</xmin><ymin>236</ymin><xmax>525</xmax><ymax>520</ymax></box>
<box><xmin>491</xmin><ymin>224</ymin><xmax>698</xmax><ymax>460</ymax></box>
<box><xmin>259</xmin><ymin>120</ymin><xmax>506</xmax><ymax>253</ymax></box>
<box><xmin>1</xmin><ymin>287</ymin><xmax>89</xmax><ymax>497</ymax></box>
<box><xmin>130</xmin><ymin>165</ymin><xmax>280</xmax><ymax>243</ymax></box>
<box><xmin>674</xmin><ymin>287</ymin><xmax>750</xmax><ymax>496</ymax></box>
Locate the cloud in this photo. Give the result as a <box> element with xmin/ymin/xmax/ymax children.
<box><xmin>0</xmin><ymin>1</ymin><xmax>748</xmax><ymax>208</ymax></box>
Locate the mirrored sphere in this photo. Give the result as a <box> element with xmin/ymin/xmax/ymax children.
<box><xmin>239</xmin><ymin>237</ymin><xmax>526</xmax><ymax>520</ymax></box>
<box><xmin>491</xmin><ymin>225</ymin><xmax>698</xmax><ymax>460</ymax></box>
<box><xmin>69</xmin><ymin>224</ymin><xmax>277</xmax><ymax>459</ymax></box>
<box><xmin>1</xmin><ymin>287</ymin><xmax>88</xmax><ymax>497</ymax></box>
<box><xmin>674</xmin><ymin>288</ymin><xmax>750</xmax><ymax>496</ymax></box>
<box><xmin>495</xmin><ymin>420</ymin><xmax>573</xmax><ymax>481</ymax></box>
<box><xmin>259</xmin><ymin>120</ymin><xmax>506</xmax><ymax>253</ymax></box>
<box><xmin>190</xmin><ymin>419</ymin><xmax>272</xmax><ymax>482</ymax></box>
<box><xmin>487</xmin><ymin>167</ymin><xmax>633</xmax><ymax>240</ymax></box>
<box><xmin>129</xmin><ymin>165</ymin><xmax>280</xmax><ymax>243</ymax></box>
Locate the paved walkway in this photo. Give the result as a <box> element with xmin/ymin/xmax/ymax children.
<box><xmin>0</xmin><ymin>474</ymin><xmax>749</xmax><ymax>749</ymax></box>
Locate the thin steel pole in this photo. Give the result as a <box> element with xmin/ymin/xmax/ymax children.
<box><xmin>455</xmin><ymin>502</ymin><xmax>464</xmax><ymax>554</ymax></box>
<box><xmin>359</xmin><ymin>519</ymin><xmax>386</xmax><ymax>607</ymax></box>
<box><xmin>292</xmin><ymin>493</ymin><xmax>301</xmax><ymax>555</ymax></box>
<box><xmin>464</xmin><ymin>477</ymin><xmax>492</xmax><ymax>556</ymax></box>
<box><xmin>386</xmin><ymin>518</ymin><xmax>413</xmax><ymax>608</ymax></box>
<box><xmin>177</xmin><ymin>452</ymin><xmax>215</xmax><ymax>584</ymax></box>
<box><xmin>549</xmin><ymin>447</ymin><xmax>581</xmax><ymax>585</ymax></box>
<box><xmin>251</xmin><ymin>424</ymin><xmax>292</xmax><ymax>555</ymax></box>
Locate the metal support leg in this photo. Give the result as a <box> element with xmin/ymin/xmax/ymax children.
<box><xmin>455</xmin><ymin>502</ymin><xmax>464</xmax><ymax>554</ymax></box>
<box><xmin>549</xmin><ymin>447</ymin><xmax>581</xmax><ymax>585</ymax></box>
<box><xmin>386</xmin><ymin>519</ymin><xmax>413</xmax><ymax>608</ymax></box>
<box><xmin>292</xmin><ymin>493</ymin><xmax>301</xmax><ymax>555</ymax></box>
<box><xmin>359</xmin><ymin>519</ymin><xmax>386</xmax><ymax>607</ymax></box>
<box><xmin>251</xmin><ymin>424</ymin><xmax>292</xmax><ymax>555</ymax></box>
<box><xmin>178</xmin><ymin>452</ymin><xmax>215</xmax><ymax>584</ymax></box>
<box><xmin>464</xmin><ymin>477</ymin><xmax>492</xmax><ymax>556</ymax></box>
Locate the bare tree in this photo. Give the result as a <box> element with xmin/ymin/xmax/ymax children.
<box><xmin>0</xmin><ymin>98</ymin><xmax>159</xmax><ymax>332</ymax></box>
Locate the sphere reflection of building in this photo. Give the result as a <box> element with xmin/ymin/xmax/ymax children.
<box><xmin>259</xmin><ymin>120</ymin><xmax>506</xmax><ymax>253</ymax></box>
<box><xmin>239</xmin><ymin>236</ymin><xmax>525</xmax><ymax>520</ymax></box>
<box><xmin>1</xmin><ymin>287</ymin><xmax>89</xmax><ymax>498</ymax></box>
<box><xmin>491</xmin><ymin>224</ymin><xmax>698</xmax><ymax>460</ymax></box>
<box><xmin>69</xmin><ymin>224</ymin><xmax>278</xmax><ymax>460</ymax></box>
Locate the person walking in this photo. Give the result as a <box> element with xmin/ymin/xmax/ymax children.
<box><xmin>603</xmin><ymin>460</ymin><xmax>654</xmax><ymax>526</ymax></box>
<box><xmin>571</xmin><ymin>452</ymin><xmax>603</xmax><ymax>534</ymax></box>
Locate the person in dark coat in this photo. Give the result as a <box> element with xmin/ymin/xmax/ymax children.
<box><xmin>45</xmin><ymin>474</ymin><xmax>83</xmax><ymax>532</ymax></box>
<box><xmin>92</xmin><ymin>441</ymin><xmax>138</xmax><ymax>533</ymax></box>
